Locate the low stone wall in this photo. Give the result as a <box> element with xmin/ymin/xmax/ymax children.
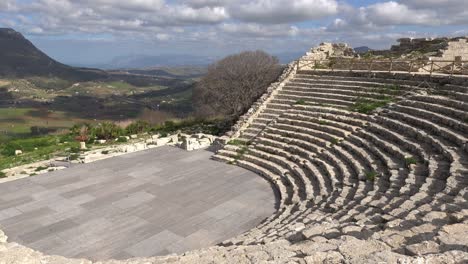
<box><xmin>227</xmin><ymin>62</ymin><xmax>297</xmax><ymax>139</ymax></box>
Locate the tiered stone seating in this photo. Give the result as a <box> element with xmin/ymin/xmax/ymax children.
<box><xmin>213</xmin><ymin>71</ymin><xmax>468</xmax><ymax>259</ymax></box>
<box><xmin>1</xmin><ymin>72</ymin><xmax>467</xmax><ymax>263</ymax></box>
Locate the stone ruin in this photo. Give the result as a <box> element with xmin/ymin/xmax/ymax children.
<box><xmin>301</xmin><ymin>42</ymin><xmax>355</xmax><ymax>61</ymax></box>
<box><xmin>372</xmin><ymin>36</ymin><xmax>468</xmax><ymax>62</ymax></box>
<box><xmin>1</xmin><ymin>39</ymin><xmax>468</xmax><ymax>264</ymax></box>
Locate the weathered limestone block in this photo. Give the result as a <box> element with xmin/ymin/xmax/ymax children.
<box><xmin>304</xmin><ymin>251</ymin><xmax>344</xmax><ymax>264</ymax></box>
<box><xmin>405</xmin><ymin>241</ymin><xmax>440</xmax><ymax>256</ymax></box>
<box><xmin>156</xmin><ymin>137</ymin><xmax>171</xmax><ymax>146</ymax></box>
<box><xmin>182</xmin><ymin>138</ymin><xmax>201</xmax><ymax>151</ymax></box>
<box><xmin>0</xmin><ymin>230</ymin><xmax>7</xmax><ymax>243</ymax></box>
<box><xmin>437</xmin><ymin>223</ymin><xmax>468</xmax><ymax>251</ymax></box>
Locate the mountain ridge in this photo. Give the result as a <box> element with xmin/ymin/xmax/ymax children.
<box><xmin>0</xmin><ymin>28</ymin><xmax>107</xmax><ymax>80</ymax></box>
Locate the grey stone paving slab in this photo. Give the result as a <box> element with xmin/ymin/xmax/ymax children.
<box><xmin>0</xmin><ymin>146</ymin><xmax>277</xmax><ymax>260</ymax></box>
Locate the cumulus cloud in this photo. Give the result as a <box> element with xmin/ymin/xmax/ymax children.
<box><xmin>0</xmin><ymin>0</ymin><xmax>466</xmax><ymax>61</ymax></box>
<box><xmin>184</xmin><ymin>0</ymin><xmax>228</xmax><ymax>8</ymax></box>
<box><xmin>229</xmin><ymin>0</ymin><xmax>339</xmax><ymax>24</ymax></box>
<box><xmin>364</xmin><ymin>1</ymin><xmax>437</xmax><ymax>26</ymax></box>
<box><xmin>0</xmin><ymin>0</ymin><xmax>16</xmax><ymax>12</ymax></box>
<box><xmin>220</xmin><ymin>23</ymin><xmax>299</xmax><ymax>38</ymax></box>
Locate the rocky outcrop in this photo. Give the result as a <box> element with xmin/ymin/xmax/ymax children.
<box><xmin>301</xmin><ymin>42</ymin><xmax>355</xmax><ymax>61</ymax></box>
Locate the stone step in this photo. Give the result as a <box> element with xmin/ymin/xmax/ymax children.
<box><xmin>385</xmin><ymin>109</ymin><xmax>467</xmax><ymax>148</ymax></box>
<box><xmin>283</xmin><ymin>81</ymin><xmax>404</xmax><ymax>95</ymax></box>
<box><xmin>253</xmin><ymin>144</ymin><xmax>316</xmax><ymax>201</ymax></box>
<box><xmin>282</xmin><ymin>113</ymin><xmax>363</xmax><ymax>132</ymax></box>
<box><xmin>271</xmin><ymin>96</ymin><xmax>354</xmax><ymax>108</ymax></box>
<box><xmin>293</xmin><ymin>72</ymin><xmax>424</xmax><ymax>87</ymax></box>
<box><xmin>260</xmin><ymin>132</ymin><xmax>323</xmax><ymax>154</ymax></box>
<box><xmin>403</xmin><ymin>97</ymin><xmax>468</xmax><ymax>120</ymax></box>
<box><xmin>264</xmin><ymin>126</ymin><xmax>330</xmax><ymax>148</ymax></box>
<box><xmin>276</xmin><ymin>92</ymin><xmax>364</xmax><ymax>104</ymax></box>
<box><xmin>291</xmin><ymin>75</ymin><xmax>417</xmax><ymax>89</ymax></box>
<box><xmin>277</xmin><ymin>117</ymin><xmax>351</xmax><ymax>138</ymax></box>
<box><xmin>391</xmin><ymin>103</ymin><xmax>468</xmax><ymax>134</ymax></box>
<box><xmin>366</xmin><ymin>122</ymin><xmax>429</xmax><ymax>161</ymax></box>
<box><xmin>410</xmin><ymin>95</ymin><xmax>468</xmax><ymax>112</ymax></box>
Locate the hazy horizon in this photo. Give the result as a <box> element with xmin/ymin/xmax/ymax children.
<box><xmin>1</xmin><ymin>0</ymin><xmax>467</xmax><ymax>66</ymax></box>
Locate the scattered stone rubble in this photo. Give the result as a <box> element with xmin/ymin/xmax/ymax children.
<box><xmin>371</xmin><ymin>36</ymin><xmax>468</xmax><ymax>62</ymax></box>
<box><xmin>0</xmin><ymin>132</ymin><xmax>218</xmax><ymax>183</ymax></box>
<box><xmin>301</xmin><ymin>42</ymin><xmax>355</xmax><ymax>61</ymax></box>
<box><xmin>0</xmin><ymin>232</ymin><xmax>466</xmax><ymax>264</ymax></box>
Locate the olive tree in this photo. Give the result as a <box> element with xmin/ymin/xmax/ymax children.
<box><xmin>194</xmin><ymin>50</ymin><xmax>282</xmax><ymax>119</ymax></box>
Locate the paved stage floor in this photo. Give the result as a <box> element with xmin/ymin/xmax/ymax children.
<box><xmin>0</xmin><ymin>146</ymin><xmax>277</xmax><ymax>260</ymax></box>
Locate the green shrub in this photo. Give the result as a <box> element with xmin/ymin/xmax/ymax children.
<box><xmin>0</xmin><ymin>171</ymin><xmax>6</xmax><ymax>178</ymax></box>
<box><xmin>405</xmin><ymin>156</ymin><xmax>417</xmax><ymax>167</ymax></box>
<box><xmin>234</xmin><ymin>146</ymin><xmax>249</xmax><ymax>160</ymax></box>
<box><xmin>59</xmin><ymin>134</ymin><xmax>73</xmax><ymax>143</ymax></box>
<box><xmin>349</xmin><ymin>99</ymin><xmax>391</xmax><ymax>114</ymax></box>
<box><xmin>116</xmin><ymin>137</ymin><xmax>128</xmax><ymax>143</ymax></box>
<box><xmin>92</xmin><ymin>122</ymin><xmax>123</xmax><ymax>140</ymax></box>
<box><xmin>35</xmin><ymin>166</ymin><xmax>49</xmax><ymax>172</ymax></box>
<box><xmin>159</xmin><ymin>132</ymin><xmax>168</xmax><ymax>138</ymax></box>
<box><xmin>69</xmin><ymin>154</ymin><xmax>80</xmax><ymax>161</ymax></box>
<box><xmin>101</xmin><ymin>150</ymin><xmax>109</xmax><ymax>155</ymax></box>
<box><xmin>365</xmin><ymin>171</ymin><xmax>378</xmax><ymax>182</ymax></box>
<box><xmin>126</xmin><ymin>120</ymin><xmax>151</xmax><ymax>135</ymax></box>
<box><xmin>228</xmin><ymin>139</ymin><xmax>247</xmax><ymax>146</ymax></box>
<box><xmin>70</xmin><ymin>146</ymin><xmax>81</xmax><ymax>153</ymax></box>
<box><xmin>295</xmin><ymin>99</ymin><xmax>306</xmax><ymax>105</ymax></box>
<box><xmin>318</xmin><ymin>120</ymin><xmax>329</xmax><ymax>125</ymax></box>
<box><xmin>0</xmin><ymin>136</ymin><xmax>56</xmax><ymax>156</ymax></box>
<box><xmin>330</xmin><ymin>138</ymin><xmax>340</xmax><ymax>145</ymax></box>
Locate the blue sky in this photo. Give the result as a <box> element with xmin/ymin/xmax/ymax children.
<box><xmin>1</xmin><ymin>0</ymin><xmax>467</xmax><ymax>65</ymax></box>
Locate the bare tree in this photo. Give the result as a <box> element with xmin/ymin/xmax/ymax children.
<box><xmin>194</xmin><ymin>50</ymin><xmax>282</xmax><ymax>119</ymax></box>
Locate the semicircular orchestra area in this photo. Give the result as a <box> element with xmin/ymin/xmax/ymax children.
<box><xmin>0</xmin><ymin>146</ymin><xmax>277</xmax><ymax>261</ymax></box>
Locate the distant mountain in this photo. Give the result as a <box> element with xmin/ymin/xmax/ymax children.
<box><xmin>105</xmin><ymin>54</ymin><xmax>217</xmax><ymax>69</ymax></box>
<box><xmin>0</xmin><ymin>28</ymin><xmax>107</xmax><ymax>80</ymax></box>
<box><xmin>120</xmin><ymin>66</ymin><xmax>207</xmax><ymax>79</ymax></box>
<box><xmin>354</xmin><ymin>46</ymin><xmax>372</xmax><ymax>54</ymax></box>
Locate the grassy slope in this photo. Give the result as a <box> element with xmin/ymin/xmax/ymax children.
<box><xmin>0</xmin><ymin>71</ymin><xmax>197</xmax><ymax>139</ymax></box>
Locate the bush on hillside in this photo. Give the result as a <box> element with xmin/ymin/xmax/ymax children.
<box><xmin>151</xmin><ymin>118</ymin><xmax>231</xmax><ymax>136</ymax></box>
<box><xmin>0</xmin><ymin>137</ymin><xmax>56</xmax><ymax>156</ymax></box>
<box><xmin>193</xmin><ymin>50</ymin><xmax>282</xmax><ymax>119</ymax></box>
<box><xmin>92</xmin><ymin>122</ymin><xmax>123</xmax><ymax>140</ymax></box>
<box><xmin>126</xmin><ymin>120</ymin><xmax>151</xmax><ymax>135</ymax></box>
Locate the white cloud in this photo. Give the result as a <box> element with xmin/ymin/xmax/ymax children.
<box><xmin>155</xmin><ymin>33</ymin><xmax>170</xmax><ymax>40</ymax></box>
<box><xmin>184</xmin><ymin>0</ymin><xmax>228</xmax><ymax>8</ymax></box>
<box><xmin>0</xmin><ymin>0</ymin><xmax>16</xmax><ymax>12</ymax></box>
<box><xmin>365</xmin><ymin>1</ymin><xmax>437</xmax><ymax>26</ymax></box>
<box><xmin>0</xmin><ymin>0</ymin><xmax>466</xmax><ymax>62</ymax></box>
<box><xmin>220</xmin><ymin>23</ymin><xmax>300</xmax><ymax>38</ymax></box>
<box><xmin>230</xmin><ymin>0</ymin><xmax>338</xmax><ymax>24</ymax></box>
